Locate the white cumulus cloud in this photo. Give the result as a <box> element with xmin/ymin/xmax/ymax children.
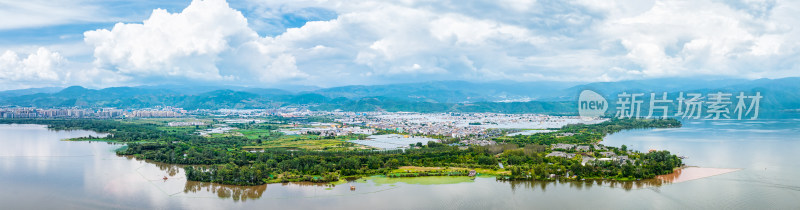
<box><xmin>6</xmin><ymin>0</ymin><xmax>800</xmax><ymax>90</ymax></box>
<box><xmin>236</xmin><ymin>0</ymin><xmax>800</xmax><ymax>84</ymax></box>
<box><xmin>83</xmin><ymin>0</ymin><xmax>307</xmax><ymax>84</ymax></box>
<box><xmin>0</xmin><ymin>47</ymin><xmax>65</xmax><ymax>89</ymax></box>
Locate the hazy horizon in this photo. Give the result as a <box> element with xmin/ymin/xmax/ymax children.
<box><xmin>2</xmin><ymin>76</ymin><xmax>795</xmax><ymax>92</ymax></box>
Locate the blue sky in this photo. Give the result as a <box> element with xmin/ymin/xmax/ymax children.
<box><xmin>0</xmin><ymin>0</ymin><xmax>799</xmax><ymax>90</ymax></box>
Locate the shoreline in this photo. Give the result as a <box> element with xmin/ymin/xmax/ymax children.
<box><xmin>656</xmin><ymin>166</ymin><xmax>741</xmax><ymax>183</ymax></box>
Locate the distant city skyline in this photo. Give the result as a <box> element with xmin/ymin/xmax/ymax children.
<box><xmin>2</xmin><ymin>0</ymin><xmax>800</xmax><ymax>90</ymax></box>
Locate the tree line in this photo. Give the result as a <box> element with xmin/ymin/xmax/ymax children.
<box><xmin>0</xmin><ymin>118</ymin><xmax>683</xmax><ymax>185</ymax></box>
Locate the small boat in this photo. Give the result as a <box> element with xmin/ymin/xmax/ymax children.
<box><xmin>350</xmin><ymin>185</ymin><xmax>356</xmax><ymax>191</ymax></box>
<box><xmin>163</xmin><ymin>176</ymin><xmax>168</xmax><ymax>180</ymax></box>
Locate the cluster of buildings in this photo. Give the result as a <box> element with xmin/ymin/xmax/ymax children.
<box><xmin>196</xmin><ymin>126</ymin><xmax>237</xmax><ymax>137</ymax></box>
<box><xmin>329</xmin><ymin>112</ymin><xmax>603</xmax><ymax>139</ymax></box>
<box><xmin>0</xmin><ymin>107</ymin><xmax>185</xmax><ymax>119</ymax></box>
<box><xmin>545</xmin><ymin>143</ymin><xmax>630</xmax><ymax>165</ymax></box>
<box><xmin>0</xmin><ymin>107</ymin><xmax>93</xmax><ymax>118</ymax></box>
<box><xmin>348</xmin><ymin>134</ymin><xmax>439</xmax><ymax>150</ymax></box>
<box><xmin>280</xmin><ymin>124</ymin><xmax>375</xmax><ymax>137</ymax></box>
<box><xmin>129</xmin><ymin>107</ymin><xmax>185</xmax><ymax>118</ymax></box>
<box><xmin>459</xmin><ymin>139</ymin><xmax>497</xmax><ymax>146</ymax></box>
<box><xmin>189</xmin><ymin>107</ymin><xmax>313</xmax><ymax>118</ymax></box>
<box><xmin>195</xmin><ymin>109</ymin><xmax>274</xmax><ymax>117</ymax></box>
<box><xmin>3</xmin><ymin>105</ymin><xmax>613</xmax><ymax>148</ymax></box>
<box><xmin>167</xmin><ymin>121</ymin><xmax>206</xmax><ymax>127</ymax></box>
<box><xmin>154</xmin><ymin>108</ymin><xmax>604</xmax><ymax>143</ymax></box>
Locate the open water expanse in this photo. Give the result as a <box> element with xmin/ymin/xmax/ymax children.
<box><xmin>1</xmin><ymin>119</ymin><xmax>798</xmax><ymax>209</ymax></box>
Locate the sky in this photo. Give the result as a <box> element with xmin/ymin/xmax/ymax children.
<box><xmin>0</xmin><ymin>0</ymin><xmax>799</xmax><ymax>90</ymax></box>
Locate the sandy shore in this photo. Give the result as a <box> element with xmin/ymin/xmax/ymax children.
<box><xmin>656</xmin><ymin>167</ymin><xmax>741</xmax><ymax>183</ymax></box>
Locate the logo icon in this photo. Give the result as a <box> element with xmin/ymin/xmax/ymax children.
<box><xmin>578</xmin><ymin>90</ymin><xmax>607</xmax><ymax>118</ymax></box>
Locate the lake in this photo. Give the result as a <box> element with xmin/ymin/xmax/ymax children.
<box><xmin>1</xmin><ymin>120</ymin><xmax>799</xmax><ymax>209</ymax></box>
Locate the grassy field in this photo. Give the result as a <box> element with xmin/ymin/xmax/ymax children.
<box><xmin>241</xmin><ymin>134</ymin><xmax>372</xmax><ymax>151</ymax></box>
<box><xmin>245</xmin><ymin>139</ymin><xmax>342</xmax><ymax>150</ymax></box>
<box><xmin>236</xmin><ymin>128</ymin><xmax>275</xmax><ymax>139</ymax></box>
<box><xmin>368</xmin><ymin>175</ymin><xmax>476</xmax><ymax>185</ymax></box>
<box><xmin>390</xmin><ymin>166</ymin><xmax>509</xmax><ymax>176</ymax></box>
<box><xmin>157</xmin><ymin>126</ymin><xmax>200</xmax><ymax>134</ymax></box>
<box><xmin>109</xmin><ymin>117</ymin><xmax>372</xmax><ymax>151</ymax></box>
<box><xmin>119</xmin><ymin>118</ymin><xmax>211</xmax><ymax>125</ymax></box>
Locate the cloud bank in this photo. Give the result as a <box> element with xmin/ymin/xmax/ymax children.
<box><xmin>0</xmin><ymin>48</ymin><xmax>65</xmax><ymax>89</ymax></box>
<box><xmin>1</xmin><ymin>0</ymin><xmax>800</xmax><ymax>89</ymax></box>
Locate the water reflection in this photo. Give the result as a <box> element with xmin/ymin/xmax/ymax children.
<box><xmin>500</xmin><ymin>178</ymin><xmax>670</xmax><ymax>192</ymax></box>
<box><xmin>132</xmin><ymin>156</ymin><xmax>334</xmax><ymax>201</ymax></box>
<box><xmin>2</xmin><ymin>122</ymin><xmax>799</xmax><ymax>209</ymax></box>
<box><xmin>656</xmin><ymin>167</ymin><xmax>741</xmax><ymax>183</ymax></box>
<box><xmin>142</xmin><ymin>159</ymin><xmax>183</xmax><ymax>177</ymax></box>
<box><xmin>184</xmin><ymin>181</ymin><xmax>267</xmax><ymax>202</ymax></box>
<box><xmin>110</xmin><ymin>139</ymin><xmax>731</xmax><ymax>201</ymax></box>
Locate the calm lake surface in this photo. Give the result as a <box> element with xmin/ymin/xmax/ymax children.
<box><xmin>1</xmin><ymin>120</ymin><xmax>799</xmax><ymax>209</ymax></box>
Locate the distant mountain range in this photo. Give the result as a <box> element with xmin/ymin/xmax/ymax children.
<box><xmin>0</xmin><ymin>87</ymin><xmax>63</xmax><ymax>98</ymax></box>
<box><xmin>1</xmin><ymin>78</ymin><xmax>799</xmax><ymax>115</ymax></box>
